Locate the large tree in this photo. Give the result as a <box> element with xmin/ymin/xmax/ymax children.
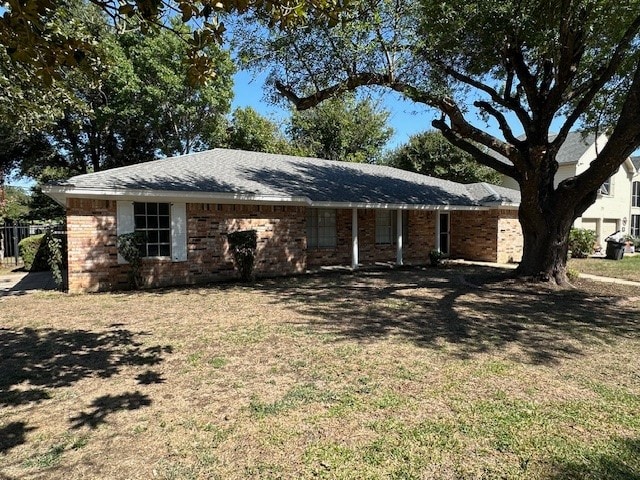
<box><xmin>385</xmin><ymin>131</ymin><xmax>501</xmax><ymax>184</ymax></box>
<box><xmin>239</xmin><ymin>0</ymin><xmax>640</xmax><ymax>284</ymax></box>
<box><xmin>7</xmin><ymin>6</ymin><xmax>233</xmax><ymax>178</ymax></box>
<box><xmin>288</xmin><ymin>95</ymin><xmax>393</xmax><ymax>163</ymax></box>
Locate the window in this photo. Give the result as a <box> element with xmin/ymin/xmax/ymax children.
<box><xmin>439</xmin><ymin>212</ymin><xmax>450</xmax><ymax>255</ymax></box>
<box><xmin>375</xmin><ymin>210</ymin><xmax>395</xmax><ymax>244</ymax></box>
<box><xmin>631</xmin><ymin>215</ymin><xmax>640</xmax><ymax>237</ymax></box>
<box><xmin>307</xmin><ymin>209</ymin><xmax>337</xmax><ymax>248</ymax></box>
<box><xmin>599</xmin><ymin>177</ymin><xmax>612</xmax><ymax>196</ymax></box>
<box><xmin>134</xmin><ymin>202</ymin><xmax>171</xmax><ymax>257</ymax></box>
<box><xmin>375</xmin><ymin>210</ymin><xmax>409</xmax><ymax>245</ymax></box>
<box><xmin>633</xmin><ymin>182</ymin><xmax>640</xmax><ymax>207</ymax></box>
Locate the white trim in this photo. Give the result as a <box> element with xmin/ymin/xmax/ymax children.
<box><xmin>170</xmin><ymin>203</ymin><xmax>187</xmax><ymax>262</ymax></box>
<box><xmin>43</xmin><ymin>185</ymin><xmax>519</xmax><ymax>211</ymax></box>
<box><xmin>396</xmin><ymin>208</ymin><xmax>403</xmax><ymax>266</ymax></box>
<box><xmin>352</xmin><ymin>208</ymin><xmax>359</xmax><ymax>269</ymax></box>
<box><xmin>116</xmin><ymin>201</ymin><xmax>135</xmax><ymax>264</ymax></box>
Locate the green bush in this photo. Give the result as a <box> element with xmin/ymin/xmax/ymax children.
<box><xmin>117</xmin><ymin>232</ymin><xmax>147</xmax><ymax>289</ymax></box>
<box><xmin>227</xmin><ymin>230</ymin><xmax>258</xmax><ymax>282</ymax></box>
<box><xmin>44</xmin><ymin>230</ymin><xmax>64</xmax><ymax>289</ymax></box>
<box><xmin>568</xmin><ymin>228</ymin><xmax>597</xmax><ymax>258</ymax></box>
<box><xmin>19</xmin><ymin>234</ymin><xmax>49</xmax><ymax>271</ymax></box>
<box><xmin>429</xmin><ymin>249</ymin><xmax>443</xmax><ymax>266</ymax></box>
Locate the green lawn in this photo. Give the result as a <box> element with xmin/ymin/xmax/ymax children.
<box><xmin>1</xmin><ymin>266</ymin><xmax>639</xmax><ymax>479</ymax></box>
<box><xmin>568</xmin><ymin>254</ymin><xmax>640</xmax><ymax>282</ymax></box>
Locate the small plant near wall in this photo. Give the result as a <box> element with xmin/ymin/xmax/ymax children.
<box><xmin>227</xmin><ymin>230</ymin><xmax>258</xmax><ymax>282</ymax></box>
<box><xmin>429</xmin><ymin>249</ymin><xmax>443</xmax><ymax>267</ymax></box>
<box><xmin>44</xmin><ymin>229</ymin><xmax>65</xmax><ymax>289</ymax></box>
<box><xmin>117</xmin><ymin>232</ymin><xmax>146</xmax><ymax>289</ymax></box>
<box><xmin>568</xmin><ymin>228</ymin><xmax>597</xmax><ymax>258</ymax></box>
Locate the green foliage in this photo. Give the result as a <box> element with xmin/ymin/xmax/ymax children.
<box><xmin>44</xmin><ymin>230</ymin><xmax>65</xmax><ymax>289</ymax></box>
<box><xmin>385</xmin><ymin>131</ymin><xmax>501</xmax><ymax>184</ymax></box>
<box><xmin>429</xmin><ymin>249</ymin><xmax>444</xmax><ymax>266</ymax></box>
<box><xmin>117</xmin><ymin>232</ymin><xmax>146</xmax><ymax>289</ymax></box>
<box><xmin>569</xmin><ymin>228</ymin><xmax>597</xmax><ymax>259</ymax></box>
<box><xmin>3</xmin><ymin>6</ymin><xmax>234</xmax><ymax>180</ymax></box>
<box><xmin>1</xmin><ymin>186</ymin><xmax>31</xmax><ymax>222</ymax></box>
<box><xmin>226</xmin><ymin>230</ymin><xmax>258</xmax><ymax>282</ymax></box>
<box><xmin>288</xmin><ymin>95</ymin><xmax>393</xmax><ymax>163</ymax></box>
<box><xmin>224</xmin><ymin>107</ymin><xmax>296</xmax><ymax>154</ymax></box>
<box><xmin>18</xmin><ymin>234</ymin><xmax>48</xmax><ymax>271</ymax></box>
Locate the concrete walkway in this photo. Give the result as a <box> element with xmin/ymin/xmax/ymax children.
<box><xmin>0</xmin><ymin>270</ymin><xmax>60</xmax><ymax>297</ymax></box>
<box><xmin>449</xmin><ymin>259</ymin><xmax>640</xmax><ymax>288</ymax></box>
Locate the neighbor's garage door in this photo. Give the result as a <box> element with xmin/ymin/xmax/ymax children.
<box><xmin>581</xmin><ymin>219</ymin><xmax>597</xmax><ymax>234</ymax></box>
<box><xmin>602</xmin><ymin>218</ymin><xmax>619</xmax><ymax>238</ymax></box>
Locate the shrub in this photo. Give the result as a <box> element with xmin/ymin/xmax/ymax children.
<box><xmin>566</xmin><ymin>267</ymin><xmax>580</xmax><ymax>283</ymax></box>
<box><xmin>568</xmin><ymin>228</ymin><xmax>597</xmax><ymax>258</ymax></box>
<box><xmin>19</xmin><ymin>234</ymin><xmax>49</xmax><ymax>271</ymax></box>
<box><xmin>227</xmin><ymin>230</ymin><xmax>258</xmax><ymax>282</ymax></box>
<box><xmin>429</xmin><ymin>249</ymin><xmax>443</xmax><ymax>266</ymax></box>
<box><xmin>44</xmin><ymin>230</ymin><xmax>65</xmax><ymax>289</ymax></box>
<box><xmin>117</xmin><ymin>232</ymin><xmax>146</xmax><ymax>289</ymax></box>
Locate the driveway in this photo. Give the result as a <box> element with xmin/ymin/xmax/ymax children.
<box><xmin>0</xmin><ymin>270</ymin><xmax>60</xmax><ymax>297</ymax></box>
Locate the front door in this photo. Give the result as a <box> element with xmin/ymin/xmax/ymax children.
<box><xmin>438</xmin><ymin>212</ymin><xmax>450</xmax><ymax>255</ymax></box>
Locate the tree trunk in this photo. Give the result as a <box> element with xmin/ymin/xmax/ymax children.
<box><xmin>516</xmin><ymin>206</ymin><xmax>574</xmax><ymax>285</ymax></box>
<box><xmin>514</xmin><ymin>163</ymin><xmax>597</xmax><ymax>285</ymax></box>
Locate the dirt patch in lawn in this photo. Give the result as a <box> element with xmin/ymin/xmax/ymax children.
<box><xmin>1</xmin><ymin>265</ymin><xmax>639</xmax><ymax>479</ymax></box>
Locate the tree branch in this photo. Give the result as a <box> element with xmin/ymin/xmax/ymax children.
<box><xmin>433</xmin><ymin>119</ymin><xmax>519</xmax><ymax>181</ymax></box>
<box><xmin>473</xmin><ymin>100</ymin><xmax>522</xmax><ymax>145</ymax></box>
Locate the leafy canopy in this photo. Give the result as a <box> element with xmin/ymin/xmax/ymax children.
<box><xmin>385</xmin><ymin>131</ymin><xmax>501</xmax><ymax>184</ymax></box>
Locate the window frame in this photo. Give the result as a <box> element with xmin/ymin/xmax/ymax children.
<box><xmin>375</xmin><ymin>210</ymin><xmax>396</xmax><ymax>245</ymax></box>
<box><xmin>633</xmin><ymin>181</ymin><xmax>640</xmax><ymax>208</ymax></box>
<box><xmin>599</xmin><ymin>177</ymin><xmax>612</xmax><ymax>196</ymax></box>
<box><xmin>307</xmin><ymin>208</ymin><xmax>337</xmax><ymax>249</ymax></box>
<box><xmin>631</xmin><ymin>215</ymin><xmax>640</xmax><ymax>237</ymax></box>
<box><xmin>133</xmin><ymin>202</ymin><xmax>172</xmax><ymax>258</ymax></box>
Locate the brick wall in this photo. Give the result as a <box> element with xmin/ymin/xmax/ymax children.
<box><xmin>67</xmin><ymin>198</ymin><xmax>127</xmax><ymax>293</ymax></box>
<box><xmin>66</xmin><ymin>200</ymin><xmax>307</xmax><ymax>293</ymax></box>
<box><xmin>450</xmin><ymin>210</ymin><xmax>499</xmax><ymax>262</ymax></box>
<box><xmin>450</xmin><ymin>209</ymin><xmax>522</xmax><ymax>263</ymax></box>
<box><xmin>496</xmin><ymin>210</ymin><xmax>523</xmax><ymax>263</ymax></box>
<box><xmin>66</xmin><ymin>199</ymin><xmax>523</xmax><ymax>293</ymax></box>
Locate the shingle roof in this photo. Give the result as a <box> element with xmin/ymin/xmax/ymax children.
<box><xmin>51</xmin><ymin>148</ymin><xmax>519</xmax><ymax>207</ymax></box>
<box><xmin>493</xmin><ymin>131</ymin><xmax>599</xmax><ymax>166</ymax></box>
<box><xmin>632</xmin><ymin>156</ymin><xmax>640</xmax><ymax>171</ymax></box>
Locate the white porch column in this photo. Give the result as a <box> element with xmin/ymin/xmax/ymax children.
<box><xmin>396</xmin><ymin>209</ymin><xmax>403</xmax><ymax>265</ymax></box>
<box><xmin>352</xmin><ymin>208</ymin><xmax>359</xmax><ymax>269</ymax></box>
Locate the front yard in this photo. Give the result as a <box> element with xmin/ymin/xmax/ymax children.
<box><xmin>1</xmin><ymin>266</ymin><xmax>639</xmax><ymax>479</ymax></box>
<box><xmin>568</xmin><ymin>254</ymin><xmax>640</xmax><ymax>282</ymax></box>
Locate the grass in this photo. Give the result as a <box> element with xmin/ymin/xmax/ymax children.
<box><xmin>568</xmin><ymin>254</ymin><xmax>640</xmax><ymax>282</ymax></box>
<box><xmin>0</xmin><ymin>265</ymin><xmax>639</xmax><ymax>479</ymax></box>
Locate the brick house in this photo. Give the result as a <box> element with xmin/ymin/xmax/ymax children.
<box><xmin>43</xmin><ymin>149</ymin><xmax>522</xmax><ymax>293</ymax></box>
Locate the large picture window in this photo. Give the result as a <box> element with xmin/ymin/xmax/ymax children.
<box><xmin>633</xmin><ymin>181</ymin><xmax>640</xmax><ymax>207</ymax></box>
<box><xmin>307</xmin><ymin>209</ymin><xmax>337</xmax><ymax>248</ymax></box>
<box><xmin>134</xmin><ymin>202</ymin><xmax>171</xmax><ymax>257</ymax></box>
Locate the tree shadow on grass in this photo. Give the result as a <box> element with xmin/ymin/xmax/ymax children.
<box><xmin>0</xmin><ymin>325</ymin><xmax>171</xmax><ymax>451</ymax></box>
<box><xmin>0</xmin><ymin>422</ymin><xmax>36</xmax><ymax>454</ymax></box>
<box><xmin>254</xmin><ymin>266</ymin><xmax>640</xmax><ymax>365</ymax></box>
<box><xmin>545</xmin><ymin>437</ymin><xmax>640</xmax><ymax>479</ymax></box>
<box><xmin>70</xmin><ymin>391</ymin><xmax>152</xmax><ymax>429</ymax></box>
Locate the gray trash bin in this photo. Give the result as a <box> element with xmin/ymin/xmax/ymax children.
<box><xmin>605</xmin><ymin>240</ymin><xmax>625</xmax><ymax>260</ymax></box>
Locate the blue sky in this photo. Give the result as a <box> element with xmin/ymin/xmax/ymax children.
<box><xmin>231</xmin><ymin>70</ymin><xmax>442</xmax><ymax>150</ymax></box>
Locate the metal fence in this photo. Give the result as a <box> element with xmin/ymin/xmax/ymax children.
<box><xmin>1</xmin><ymin>222</ymin><xmax>65</xmax><ymax>267</ymax></box>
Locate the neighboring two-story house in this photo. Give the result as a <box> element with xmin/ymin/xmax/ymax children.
<box><xmin>631</xmin><ymin>156</ymin><xmax>640</xmax><ymax>238</ymax></box>
<box><xmin>501</xmin><ymin>132</ymin><xmax>637</xmax><ymax>247</ymax></box>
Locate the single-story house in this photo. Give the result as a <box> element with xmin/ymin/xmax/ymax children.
<box><xmin>44</xmin><ymin>148</ymin><xmax>522</xmax><ymax>293</ymax></box>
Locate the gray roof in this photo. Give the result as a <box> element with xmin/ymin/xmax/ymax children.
<box><xmin>52</xmin><ymin>148</ymin><xmax>519</xmax><ymax>207</ymax></box>
<box><xmin>493</xmin><ymin>131</ymin><xmax>598</xmax><ymax>166</ymax></box>
<box><xmin>632</xmin><ymin>156</ymin><xmax>640</xmax><ymax>171</ymax></box>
